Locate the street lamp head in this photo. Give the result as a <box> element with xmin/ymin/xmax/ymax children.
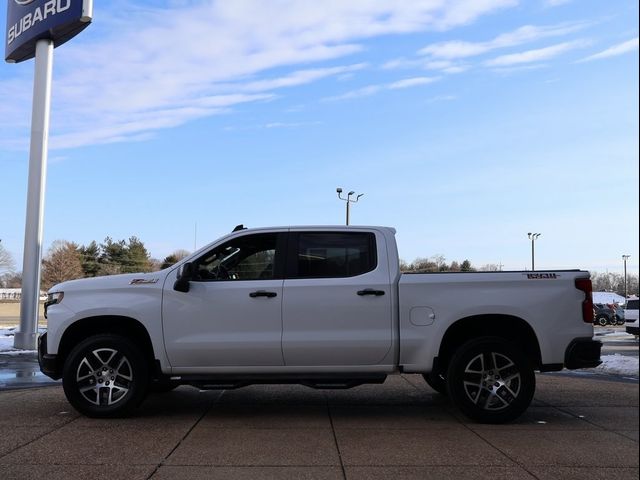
<box><xmin>527</xmin><ymin>232</ymin><xmax>532</xmax><ymax>238</ymax></box>
<box><xmin>336</xmin><ymin>187</ymin><xmax>342</xmax><ymax>194</ymax></box>
<box><xmin>348</xmin><ymin>191</ymin><xmax>355</xmax><ymax>196</ymax></box>
<box><xmin>356</xmin><ymin>193</ymin><xmax>364</xmax><ymax>200</ymax></box>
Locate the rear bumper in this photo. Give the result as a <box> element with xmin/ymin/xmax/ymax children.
<box><xmin>564</xmin><ymin>337</ymin><xmax>602</xmax><ymax>369</ymax></box>
<box><xmin>38</xmin><ymin>333</ymin><xmax>62</xmax><ymax>380</ymax></box>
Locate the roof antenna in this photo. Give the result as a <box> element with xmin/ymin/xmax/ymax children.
<box><xmin>232</xmin><ymin>224</ymin><xmax>246</xmax><ymax>232</ymax></box>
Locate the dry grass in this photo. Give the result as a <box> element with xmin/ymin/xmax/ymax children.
<box><xmin>0</xmin><ymin>301</ymin><xmax>45</xmax><ymax>328</ymax></box>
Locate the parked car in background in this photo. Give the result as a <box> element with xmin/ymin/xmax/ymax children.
<box><xmin>613</xmin><ymin>304</ymin><xmax>626</xmax><ymax>325</ymax></box>
<box><xmin>593</xmin><ymin>303</ymin><xmax>617</xmax><ymax>326</ymax></box>
<box><xmin>624</xmin><ymin>299</ymin><xmax>639</xmax><ymax>336</ymax></box>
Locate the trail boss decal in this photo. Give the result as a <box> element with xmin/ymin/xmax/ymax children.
<box><xmin>130</xmin><ymin>278</ymin><xmax>159</xmax><ymax>285</ymax></box>
<box><xmin>526</xmin><ymin>273</ymin><xmax>559</xmax><ymax>279</ymax></box>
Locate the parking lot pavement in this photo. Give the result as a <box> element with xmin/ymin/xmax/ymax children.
<box><xmin>0</xmin><ymin>374</ymin><xmax>637</xmax><ymax>480</ymax></box>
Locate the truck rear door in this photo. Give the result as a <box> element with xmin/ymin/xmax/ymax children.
<box><xmin>281</xmin><ymin>230</ymin><xmax>393</xmax><ymax>366</ymax></box>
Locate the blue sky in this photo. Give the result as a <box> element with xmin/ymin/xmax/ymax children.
<box><xmin>1</xmin><ymin>0</ymin><xmax>638</xmax><ymax>274</ymax></box>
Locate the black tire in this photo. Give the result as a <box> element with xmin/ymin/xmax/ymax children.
<box><xmin>422</xmin><ymin>371</ymin><xmax>447</xmax><ymax>395</ymax></box>
<box><xmin>446</xmin><ymin>336</ymin><xmax>535</xmax><ymax>424</ymax></box>
<box><xmin>595</xmin><ymin>315</ymin><xmax>608</xmax><ymax>327</ymax></box>
<box><xmin>608</xmin><ymin>316</ymin><xmax>618</xmax><ymax>326</ymax></box>
<box><xmin>62</xmin><ymin>334</ymin><xmax>149</xmax><ymax>418</ymax></box>
<box><xmin>616</xmin><ymin>318</ymin><xmax>625</xmax><ymax>326</ymax></box>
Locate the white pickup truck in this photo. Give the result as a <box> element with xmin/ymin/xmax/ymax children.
<box><xmin>39</xmin><ymin>225</ymin><xmax>601</xmax><ymax>423</ymax></box>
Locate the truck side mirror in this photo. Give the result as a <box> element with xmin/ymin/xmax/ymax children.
<box><xmin>174</xmin><ymin>262</ymin><xmax>193</xmax><ymax>292</ymax></box>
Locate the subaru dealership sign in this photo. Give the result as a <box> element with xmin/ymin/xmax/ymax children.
<box><xmin>5</xmin><ymin>0</ymin><xmax>93</xmax><ymax>62</ymax></box>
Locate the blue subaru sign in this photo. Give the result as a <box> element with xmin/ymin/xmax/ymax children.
<box><xmin>5</xmin><ymin>0</ymin><xmax>93</xmax><ymax>63</ymax></box>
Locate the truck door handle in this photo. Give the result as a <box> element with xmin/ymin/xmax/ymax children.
<box><xmin>357</xmin><ymin>289</ymin><xmax>385</xmax><ymax>296</ymax></box>
<box><xmin>249</xmin><ymin>290</ymin><xmax>278</xmax><ymax>298</ymax></box>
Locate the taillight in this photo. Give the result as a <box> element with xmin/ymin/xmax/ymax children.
<box><xmin>575</xmin><ymin>278</ymin><xmax>594</xmax><ymax>323</ymax></box>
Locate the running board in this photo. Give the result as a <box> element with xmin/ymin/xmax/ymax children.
<box><xmin>166</xmin><ymin>373</ymin><xmax>388</xmax><ymax>390</ymax></box>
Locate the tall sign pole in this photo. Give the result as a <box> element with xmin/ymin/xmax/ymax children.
<box><xmin>6</xmin><ymin>0</ymin><xmax>93</xmax><ymax>349</ymax></box>
<box><xmin>14</xmin><ymin>38</ymin><xmax>53</xmax><ymax>349</ymax></box>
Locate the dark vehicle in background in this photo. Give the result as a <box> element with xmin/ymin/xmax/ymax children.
<box><xmin>593</xmin><ymin>303</ymin><xmax>617</xmax><ymax>327</ymax></box>
<box><xmin>613</xmin><ymin>304</ymin><xmax>625</xmax><ymax>325</ymax></box>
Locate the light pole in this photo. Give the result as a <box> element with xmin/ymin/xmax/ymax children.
<box><xmin>336</xmin><ymin>188</ymin><xmax>363</xmax><ymax>225</ymax></box>
<box><xmin>527</xmin><ymin>232</ymin><xmax>541</xmax><ymax>271</ymax></box>
<box><xmin>622</xmin><ymin>255</ymin><xmax>630</xmax><ymax>299</ymax></box>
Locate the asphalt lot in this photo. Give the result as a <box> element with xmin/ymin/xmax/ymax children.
<box><xmin>0</xmin><ymin>372</ymin><xmax>637</xmax><ymax>480</ymax></box>
<box><xmin>0</xmin><ymin>319</ymin><xmax>637</xmax><ymax>479</ymax></box>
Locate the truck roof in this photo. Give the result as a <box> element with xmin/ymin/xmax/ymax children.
<box><xmin>231</xmin><ymin>225</ymin><xmax>397</xmax><ymax>234</ymax></box>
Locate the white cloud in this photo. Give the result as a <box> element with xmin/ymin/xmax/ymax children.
<box><xmin>418</xmin><ymin>22</ymin><xmax>588</xmax><ymax>60</ymax></box>
<box><xmin>1</xmin><ymin>0</ymin><xmax>516</xmax><ymax>151</ymax></box>
<box><xmin>229</xmin><ymin>64</ymin><xmax>368</xmax><ymax>93</ymax></box>
<box><xmin>324</xmin><ymin>85</ymin><xmax>384</xmax><ymax>101</ymax></box>
<box><xmin>485</xmin><ymin>40</ymin><xmax>588</xmax><ymax>66</ymax></box>
<box><xmin>544</xmin><ymin>0</ymin><xmax>572</xmax><ymax>6</ymax></box>
<box><xmin>381</xmin><ymin>21</ymin><xmax>588</xmax><ymax>74</ymax></box>
<box><xmin>577</xmin><ymin>37</ymin><xmax>639</xmax><ymax>62</ymax></box>
<box><xmin>388</xmin><ymin>77</ymin><xmax>438</xmax><ymax>89</ymax></box>
<box><xmin>426</xmin><ymin>94</ymin><xmax>457</xmax><ymax>103</ymax></box>
<box><xmin>325</xmin><ymin>76</ymin><xmax>439</xmax><ymax>101</ymax></box>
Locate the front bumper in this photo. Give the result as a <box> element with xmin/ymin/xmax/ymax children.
<box><xmin>564</xmin><ymin>337</ymin><xmax>602</xmax><ymax>369</ymax></box>
<box><xmin>38</xmin><ymin>333</ymin><xmax>62</xmax><ymax>380</ymax></box>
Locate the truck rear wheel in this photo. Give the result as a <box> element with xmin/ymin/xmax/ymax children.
<box><xmin>446</xmin><ymin>337</ymin><xmax>535</xmax><ymax>424</ymax></box>
<box><xmin>62</xmin><ymin>334</ymin><xmax>149</xmax><ymax>418</ymax></box>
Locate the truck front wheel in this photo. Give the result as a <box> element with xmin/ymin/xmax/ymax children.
<box><xmin>422</xmin><ymin>372</ymin><xmax>447</xmax><ymax>395</ymax></box>
<box><xmin>62</xmin><ymin>334</ymin><xmax>149</xmax><ymax>418</ymax></box>
<box><xmin>446</xmin><ymin>337</ymin><xmax>535</xmax><ymax>424</ymax></box>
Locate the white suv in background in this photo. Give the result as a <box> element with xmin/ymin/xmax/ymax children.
<box><xmin>624</xmin><ymin>298</ymin><xmax>639</xmax><ymax>336</ymax></box>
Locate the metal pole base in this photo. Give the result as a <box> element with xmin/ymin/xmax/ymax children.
<box><xmin>13</xmin><ymin>331</ymin><xmax>38</xmax><ymax>351</ymax></box>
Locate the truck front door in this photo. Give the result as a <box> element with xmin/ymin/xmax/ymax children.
<box><xmin>162</xmin><ymin>232</ymin><xmax>286</xmax><ymax>368</ymax></box>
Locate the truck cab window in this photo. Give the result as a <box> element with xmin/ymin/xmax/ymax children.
<box><xmin>295</xmin><ymin>232</ymin><xmax>376</xmax><ymax>278</ymax></box>
<box><xmin>194</xmin><ymin>233</ymin><xmax>278</xmax><ymax>281</ymax></box>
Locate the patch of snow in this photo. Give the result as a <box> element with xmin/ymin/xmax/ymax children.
<box><xmin>0</xmin><ymin>335</ymin><xmax>32</xmax><ymax>353</ymax></box>
<box><xmin>0</xmin><ymin>325</ymin><xmax>43</xmax><ymax>353</ymax></box>
<box><xmin>595</xmin><ymin>354</ymin><xmax>639</xmax><ymax>377</ymax></box>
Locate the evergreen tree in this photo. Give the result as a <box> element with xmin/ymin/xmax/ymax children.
<box><xmin>460</xmin><ymin>260</ymin><xmax>474</xmax><ymax>272</ymax></box>
<box><xmin>124</xmin><ymin>236</ymin><xmax>152</xmax><ymax>273</ymax></box>
<box><xmin>161</xmin><ymin>249</ymin><xmax>190</xmax><ymax>269</ymax></box>
<box><xmin>99</xmin><ymin>237</ymin><xmax>127</xmax><ymax>275</ymax></box>
<box><xmin>79</xmin><ymin>241</ymin><xmax>101</xmax><ymax>277</ymax></box>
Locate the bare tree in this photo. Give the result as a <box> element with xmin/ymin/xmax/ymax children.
<box><xmin>0</xmin><ymin>241</ymin><xmax>15</xmax><ymax>274</ymax></box>
<box><xmin>591</xmin><ymin>271</ymin><xmax>640</xmax><ymax>297</ymax></box>
<box><xmin>480</xmin><ymin>264</ymin><xmax>501</xmax><ymax>271</ymax></box>
<box><xmin>41</xmin><ymin>240</ymin><xmax>84</xmax><ymax>290</ymax></box>
<box><xmin>1</xmin><ymin>272</ymin><xmax>22</xmax><ymax>288</ymax></box>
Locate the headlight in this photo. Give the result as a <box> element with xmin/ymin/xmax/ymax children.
<box><xmin>44</xmin><ymin>291</ymin><xmax>64</xmax><ymax>318</ymax></box>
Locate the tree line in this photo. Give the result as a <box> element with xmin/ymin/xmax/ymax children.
<box><xmin>398</xmin><ymin>255</ymin><xmax>638</xmax><ymax>296</ymax></box>
<box><xmin>0</xmin><ymin>238</ymin><xmax>188</xmax><ymax>290</ymax></box>
<box><xmin>0</xmin><ymin>239</ymin><xmax>638</xmax><ymax>296</ymax></box>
